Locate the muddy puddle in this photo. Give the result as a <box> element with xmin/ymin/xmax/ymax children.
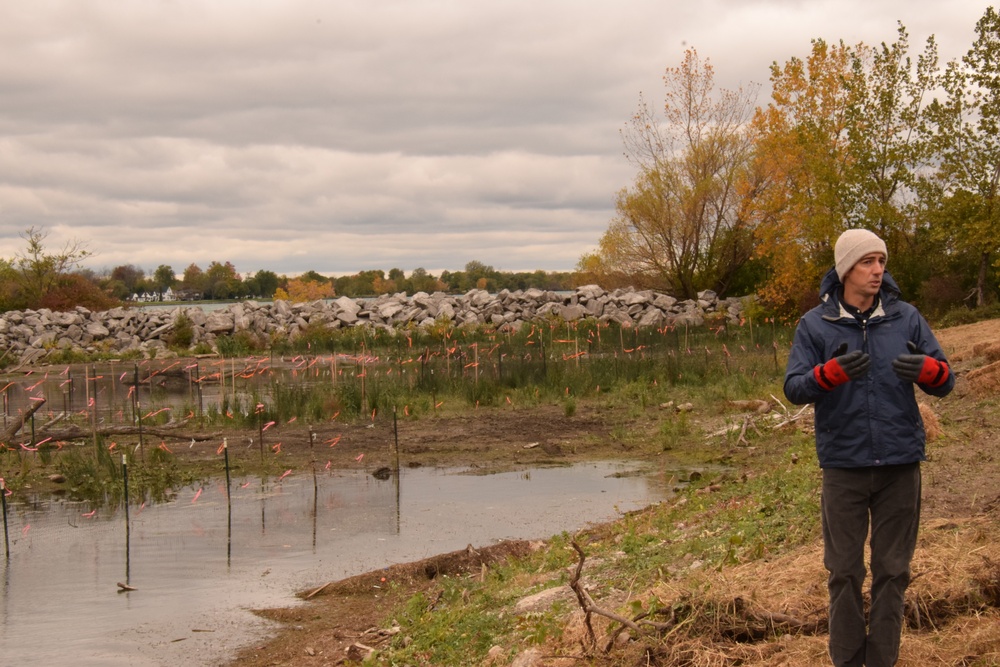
<box><xmin>0</xmin><ymin>461</ymin><xmax>674</xmax><ymax>666</ymax></box>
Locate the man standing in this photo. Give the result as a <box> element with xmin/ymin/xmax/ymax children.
<box><xmin>784</xmin><ymin>229</ymin><xmax>954</xmax><ymax>666</ymax></box>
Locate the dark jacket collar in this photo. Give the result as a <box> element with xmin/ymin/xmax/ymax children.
<box><xmin>818</xmin><ymin>267</ymin><xmax>902</xmax><ymax>319</ymax></box>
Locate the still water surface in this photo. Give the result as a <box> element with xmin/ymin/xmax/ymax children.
<box><xmin>0</xmin><ymin>461</ymin><xmax>671</xmax><ymax>666</ymax></box>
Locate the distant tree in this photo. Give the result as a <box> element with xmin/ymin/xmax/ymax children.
<box><xmin>299</xmin><ymin>269</ymin><xmax>329</xmax><ymax>284</ymax></box>
<box><xmin>152</xmin><ymin>265</ymin><xmax>177</xmax><ymax>298</ymax></box>
<box><xmin>438</xmin><ymin>270</ymin><xmax>458</xmax><ymax>292</ymax></box>
<box><xmin>0</xmin><ymin>259</ymin><xmax>17</xmax><ymax>311</ymax></box>
<box><xmin>462</xmin><ymin>261</ymin><xmax>498</xmax><ymax>291</ymax></box>
<box><xmin>40</xmin><ymin>273</ymin><xmax>118</xmax><ymax>312</ymax></box>
<box><xmin>274</xmin><ymin>277</ymin><xmax>336</xmax><ymax>303</ymax></box>
<box><xmin>246</xmin><ymin>269</ymin><xmax>279</xmax><ymax>298</ymax></box>
<box><xmin>108</xmin><ymin>264</ymin><xmax>146</xmax><ymax>299</ymax></box>
<box><xmin>334</xmin><ymin>270</ymin><xmax>384</xmax><ymax>297</ymax></box>
<box><xmin>12</xmin><ymin>226</ymin><xmax>94</xmax><ymax>309</ymax></box>
<box><xmin>180</xmin><ymin>263</ymin><xmax>206</xmax><ymax>297</ymax></box>
<box><xmin>409</xmin><ymin>267</ymin><xmax>444</xmax><ymax>293</ymax></box>
<box><xmin>205</xmin><ymin>261</ymin><xmax>241</xmax><ymax>299</ymax></box>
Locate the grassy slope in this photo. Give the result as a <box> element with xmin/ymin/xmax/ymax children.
<box><xmin>361</xmin><ymin>324</ymin><xmax>1000</xmax><ymax>667</ymax></box>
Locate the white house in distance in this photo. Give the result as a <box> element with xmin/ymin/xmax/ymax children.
<box><xmin>129</xmin><ymin>287</ymin><xmax>175</xmax><ymax>302</ymax></box>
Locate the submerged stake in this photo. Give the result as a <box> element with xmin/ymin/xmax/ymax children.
<box><xmin>1</xmin><ymin>478</ymin><xmax>9</xmax><ymax>558</ymax></box>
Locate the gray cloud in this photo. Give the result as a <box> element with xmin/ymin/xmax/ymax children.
<box><xmin>0</xmin><ymin>0</ymin><xmax>985</xmax><ymax>278</ymax></box>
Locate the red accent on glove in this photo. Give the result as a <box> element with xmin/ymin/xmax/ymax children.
<box><xmin>917</xmin><ymin>357</ymin><xmax>950</xmax><ymax>387</ymax></box>
<box><xmin>814</xmin><ymin>358</ymin><xmax>849</xmax><ymax>391</ymax></box>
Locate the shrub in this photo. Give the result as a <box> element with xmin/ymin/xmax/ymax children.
<box><xmin>168</xmin><ymin>313</ymin><xmax>195</xmax><ymax>348</ymax></box>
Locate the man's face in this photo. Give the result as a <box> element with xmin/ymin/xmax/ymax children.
<box><xmin>844</xmin><ymin>252</ymin><xmax>886</xmax><ymax>300</ymax></box>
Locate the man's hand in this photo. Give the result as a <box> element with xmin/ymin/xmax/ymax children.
<box><xmin>892</xmin><ymin>341</ymin><xmax>950</xmax><ymax>387</ymax></box>
<box><xmin>814</xmin><ymin>342</ymin><xmax>871</xmax><ymax>391</ymax></box>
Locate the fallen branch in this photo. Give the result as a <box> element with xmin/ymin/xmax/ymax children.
<box><xmin>36</xmin><ymin>422</ymin><xmax>219</xmax><ymax>443</ymax></box>
<box><xmin>768</xmin><ymin>393</ymin><xmax>789</xmax><ymax>416</ymax></box>
<box><xmin>770</xmin><ymin>404</ymin><xmax>812</xmax><ymax>430</ymax></box>
<box><xmin>305</xmin><ymin>582</ymin><xmax>332</xmax><ymax>599</ymax></box>
<box><xmin>569</xmin><ymin>540</ymin><xmax>676</xmax><ymax>654</ymax></box>
<box><xmin>750</xmin><ymin>609</ymin><xmax>811</xmax><ymax>629</ymax></box>
<box><xmin>2</xmin><ymin>398</ymin><xmax>47</xmax><ymax>443</ymax></box>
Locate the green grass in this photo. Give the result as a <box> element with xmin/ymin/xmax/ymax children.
<box><xmin>363</xmin><ymin>391</ymin><xmax>823</xmax><ymax>666</ymax></box>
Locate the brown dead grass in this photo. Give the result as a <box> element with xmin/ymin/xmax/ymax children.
<box><xmin>967</xmin><ymin>360</ymin><xmax>1000</xmax><ymax>395</ymax></box>
<box><xmin>936</xmin><ymin>318</ymin><xmax>1000</xmax><ymax>398</ymax></box>
<box><xmin>572</xmin><ymin>517</ymin><xmax>1000</xmax><ymax>667</ymax></box>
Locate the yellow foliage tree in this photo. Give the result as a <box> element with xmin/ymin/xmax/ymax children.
<box><xmin>750</xmin><ymin>29</ymin><xmax>939</xmax><ymax>314</ymax></box>
<box><xmin>584</xmin><ymin>49</ymin><xmax>761</xmax><ymax>298</ymax></box>
<box><xmin>274</xmin><ymin>277</ymin><xmax>336</xmax><ymax>303</ymax></box>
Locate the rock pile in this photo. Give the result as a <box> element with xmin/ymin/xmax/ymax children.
<box><xmin>0</xmin><ymin>285</ymin><xmax>749</xmax><ymax>364</ymax></box>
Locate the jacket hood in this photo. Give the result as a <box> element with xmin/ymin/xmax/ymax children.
<box><xmin>819</xmin><ymin>266</ymin><xmax>901</xmax><ymax>302</ymax></box>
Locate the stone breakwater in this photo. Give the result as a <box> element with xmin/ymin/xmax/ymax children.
<box><xmin>0</xmin><ymin>285</ymin><xmax>750</xmax><ymax>365</ymax></box>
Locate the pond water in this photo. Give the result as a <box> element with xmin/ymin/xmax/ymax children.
<box><xmin>0</xmin><ymin>461</ymin><xmax>673</xmax><ymax>666</ymax></box>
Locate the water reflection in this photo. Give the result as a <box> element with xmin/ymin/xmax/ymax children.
<box><xmin>0</xmin><ymin>461</ymin><xmax>670</xmax><ymax>666</ymax></box>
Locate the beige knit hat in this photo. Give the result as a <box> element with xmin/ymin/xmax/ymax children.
<box><xmin>834</xmin><ymin>229</ymin><xmax>887</xmax><ymax>281</ymax></box>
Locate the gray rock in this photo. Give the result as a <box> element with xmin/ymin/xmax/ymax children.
<box><xmin>85</xmin><ymin>322</ymin><xmax>110</xmax><ymax>338</ymax></box>
<box><xmin>560</xmin><ymin>304</ymin><xmax>588</xmax><ymax>321</ymax></box>
<box><xmin>0</xmin><ymin>283</ymin><xmax>750</xmax><ymax>364</ymax></box>
<box><xmin>204</xmin><ymin>312</ymin><xmax>234</xmax><ymax>334</ymax></box>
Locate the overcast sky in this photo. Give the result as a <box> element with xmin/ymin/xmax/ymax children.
<box><xmin>0</xmin><ymin>1</ymin><xmax>988</xmax><ymax>279</ymax></box>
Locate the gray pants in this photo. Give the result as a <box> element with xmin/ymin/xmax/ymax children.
<box><xmin>821</xmin><ymin>463</ymin><xmax>921</xmax><ymax>667</ymax></box>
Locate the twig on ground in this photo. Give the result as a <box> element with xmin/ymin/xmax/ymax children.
<box><xmin>569</xmin><ymin>540</ymin><xmax>676</xmax><ymax>655</ymax></box>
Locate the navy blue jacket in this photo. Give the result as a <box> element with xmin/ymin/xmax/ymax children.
<box><xmin>784</xmin><ymin>268</ymin><xmax>954</xmax><ymax>469</ymax></box>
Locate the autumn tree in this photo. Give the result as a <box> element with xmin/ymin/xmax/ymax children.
<box><xmin>842</xmin><ymin>25</ymin><xmax>940</xmax><ymax>298</ymax></box>
<box><xmin>749</xmin><ymin>40</ymin><xmax>858</xmax><ymax>312</ymax></box>
<box><xmin>334</xmin><ymin>270</ymin><xmax>384</xmax><ymax>297</ymax></box>
<box><xmin>180</xmin><ymin>263</ymin><xmax>206</xmax><ymax>296</ymax></box>
<box><xmin>275</xmin><ymin>275</ymin><xmax>336</xmax><ymax>302</ymax></box>
<box><xmin>11</xmin><ymin>226</ymin><xmax>95</xmax><ymax>309</ymax></box>
<box><xmin>105</xmin><ymin>264</ymin><xmax>147</xmax><ymax>299</ymax></box>
<box><xmin>749</xmin><ymin>29</ymin><xmax>938</xmax><ymax>313</ymax></box>
<box><xmin>583</xmin><ymin>49</ymin><xmax>761</xmax><ymax>298</ymax></box>
<box><xmin>204</xmin><ymin>261</ymin><xmax>241</xmax><ymax>299</ymax></box>
<box><xmin>40</xmin><ymin>273</ymin><xmax>118</xmax><ymax>312</ymax></box>
<box><xmin>922</xmin><ymin>7</ymin><xmax>1000</xmax><ymax>306</ymax></box>
<box><xmin>843</xmin><ymin>25</ymin><xmax>938</xmax><ymax>237</ymax></box>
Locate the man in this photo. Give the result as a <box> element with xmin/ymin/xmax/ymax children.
<box><xmin>784</xmin><ymin>229</ymin><xmax>954</xmax><ymax>667</ymax></box>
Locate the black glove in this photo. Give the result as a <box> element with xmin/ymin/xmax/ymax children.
<box><xmin>892</xmin><ymin>341</ymin><xmax>950</xmax><ymax>387</ymax></box>
<box><xmin>814</xmin><ymin>342</ymin><xmax>871</xmax><ymax>391</ymax></box>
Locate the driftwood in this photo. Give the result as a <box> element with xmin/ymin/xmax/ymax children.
<box><xmin>36</xmin><ymin>423</ymin><xmax>220</xmax><ymax>443</ymax></box>
<box><xmin>3</xmin><ymin>400</ymin><xmax>215</xmax><ymax>445</ymax></box>
<box><xmin>704</xmin><ymin>397</ymin><xmax>812</xmax><ymax>442</ymax></box>
<box><xmin>2</xmin><ymin>398</ymin><xmax>48</xmax><ymax>443</ymax></box>
<box><xmin>305</xmin><ymin>581</ymin><xmax>332</xmax><ymax>599</ymax></box>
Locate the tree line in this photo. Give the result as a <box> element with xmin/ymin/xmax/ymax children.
<box><xmin>0</xmin><ymin>228</ymin><xmax>576</xmax><ymax>313</ymax></box>
<box><xmin>579</xmin><ymin>9</ymin><xmax>1000</xmax><ymax>318</ymax></box>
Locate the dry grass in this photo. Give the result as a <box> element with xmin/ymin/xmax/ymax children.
<box><xmin>919</xmin><ymin>401</ymin><xmax>944</xmax><ymax>441</ymax></box>
<box><xmin>966</xmin><ymin>360</ymin><xmax>1000</xmax><ymax>395</ymax></box>
<box><xmin>562</xmin><ymin>517</ymin><xmax>1000</xmax><ymax>667</ymax></box>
